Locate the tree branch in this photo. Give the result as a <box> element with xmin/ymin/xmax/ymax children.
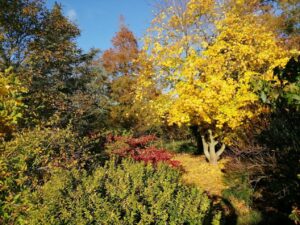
<box><xmin>216</xmin><ymin>143</ymin><xmax>225</xmax><ymax>158</ymax></box>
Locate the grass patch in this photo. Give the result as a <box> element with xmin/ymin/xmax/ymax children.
<box><xmin>154</xmin><ymin>139</ymin><xmax>198</xmax><ymax>154</ymax></box>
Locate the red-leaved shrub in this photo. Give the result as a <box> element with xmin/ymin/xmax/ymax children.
<box><xmin>105</xmin><ymin>135</ymin><xmax>180</xmax><ymax>168</ymax></box>
<box><xmin>132</xmin><ymin>147</ymin><xmax>181</xmax><ymax>167</ymax></box>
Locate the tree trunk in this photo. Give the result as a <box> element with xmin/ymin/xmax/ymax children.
<box><xmin>201</xmin><ymin>129</ymin><xmax>225</xmax><ymax>164</ymax></box>
<box><xmin>190</xmin><ymin>125</ymin><xmax>202</xmax><ymax>155</ymax></box>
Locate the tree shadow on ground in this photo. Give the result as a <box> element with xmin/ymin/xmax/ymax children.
<box><xmin>204</xmin><ymin>195</ymin><xmax>238</xmax><ymax>225</ymax></box>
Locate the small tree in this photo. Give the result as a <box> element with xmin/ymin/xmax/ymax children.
<box><xmin>136</xmin><ymin>0</ymin><xmax>289</xmax><ymax>164</ymax></box>
<box><xmin>101</xmin><ymin>21</ymin><xmax>160</xmax><ymax>132</ymax></box>
<box><xmin>101</xmin><ymin>22</ymin><xmax>139</xmax><ymax>128</ymax></box>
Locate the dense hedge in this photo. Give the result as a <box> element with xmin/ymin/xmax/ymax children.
<box><xmin>26</xmin><ymin>159</ymin><xmax>218</xmax><ymax>225</ymax></box>
<box><xmin>0</xmin><ymin>127</ymin><xmax>90</xmax><ymax>223</ymax></box>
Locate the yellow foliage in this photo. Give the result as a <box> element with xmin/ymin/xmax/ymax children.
<box><xmin>0</xmin><ymin>68</ymin><xmax>26</xmax><ymax>137</ymax></box>
<box><xmin>137</xmin><ymin>0</ymin><xmax>290</xmax><ymax>143</ymax></box>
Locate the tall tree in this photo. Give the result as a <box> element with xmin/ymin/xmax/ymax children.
<box><xmin>101</xmin><ymin>22</ymin><xmax>156</xmax><ymax>131</ymax></box>
<box><xmin>102</xmin><ymin>20</ymin><xmax>139</xmax><ymax>76</ymax></box>
<box><xmin>0</xmin><ymin>1</ymin><xmax>98</xmax><ymax>128</ymax></box>
<box><xmin>0</xmin><ymin>0</ymin><xmax>44</xmax><ymax>71</ymax></box>
<box><xmin>25</xmin><ymin>3</ymin><xmax>97</xmax><ymax>125</ymax></box>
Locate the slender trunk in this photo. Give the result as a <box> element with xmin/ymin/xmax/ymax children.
<box><xmin>190</xmin><ymin>125</ymin><xmax>202</xmax><ymax>155</ymax></box>
<box><xmin>201</xmin><ymin>135</ymin><xmax>210</xmax><ymax>161</ymax></box>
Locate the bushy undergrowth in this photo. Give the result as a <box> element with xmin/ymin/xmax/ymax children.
<box><xmin>0</xmin><ymin>126</ymin><xmax>90</xmax><ymax>224</ymax></box>
<box><xmin>26</xmin><ymin>159</ymin><xmax>217</xmax><ymax>225</ymax></box>
<box><xmin>155</xmin><ymin>139</ymin><xmax>198</xmax><ymax>154</ymax></box>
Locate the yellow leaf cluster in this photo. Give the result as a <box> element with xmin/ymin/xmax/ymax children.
<box><xmin>0</xmin><ymin>68</ymin><xmax>27</xmax><ymax>137</ymax></box>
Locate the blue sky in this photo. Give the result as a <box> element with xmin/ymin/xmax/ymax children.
<box><xmin>46</xmin><ymin>0</ymin><xmax>153</xmax><ymax>52</ymax></box>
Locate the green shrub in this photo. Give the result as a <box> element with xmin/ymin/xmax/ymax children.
<box><xmin>236</xmin><ymin>210</ymin><xmax>262</xmax><ymax>225</ymax></box>
<box><xmin>211</xmin><ymin>211</ymin><xmax>222</xmax><ymax>225</ymax></box>
<box><xmin>289</xmin><ymin>206</ymin><xmax>300</xmax><ymax>224</ymax></box>
<box><xmin>0</xmin><ymin>126</ymin><xmax>90</xmax><ymax>224</ymax></box>
<box><xmin>26</xmin><ymin>159</ymin><xmax>216</xmax><ymax>225</ymax></box>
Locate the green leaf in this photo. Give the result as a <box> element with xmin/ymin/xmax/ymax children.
<box><xmin>260</xmin><ymin>92</ymin><xmax>267</xmax><ymax>103</ymax></box>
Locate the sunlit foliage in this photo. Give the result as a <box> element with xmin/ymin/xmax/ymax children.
<box><xmin>136</xmin><ymin>0</ymin><xmax>290</xmax><ymax>163</ymax></box>
<box><xmin>0</xmin><ymin>68</ymin><xmax>26</xmax><ymax>138</ymax></box>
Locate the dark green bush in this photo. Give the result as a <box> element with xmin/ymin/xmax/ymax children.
<box><xmin>154</xmin><ymin>139</ymin><xmax>198</xmax><ymax>154</ymax></box>
<box><xmin>26</xmin><ymin>159</ymin><xmax>217</xmax><ymax>225</ymax></box>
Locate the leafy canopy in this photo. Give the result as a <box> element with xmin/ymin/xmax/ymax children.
<box><xmin>137</xmin><ymin>0</ymin><xmax>290</xmax><ymax>143</ymax></box>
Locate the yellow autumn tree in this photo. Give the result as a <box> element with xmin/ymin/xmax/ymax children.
<box><xmin>136</xmin><ymin>0</ymin><xmax>290</xmax><ymax>164</ymax></box>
